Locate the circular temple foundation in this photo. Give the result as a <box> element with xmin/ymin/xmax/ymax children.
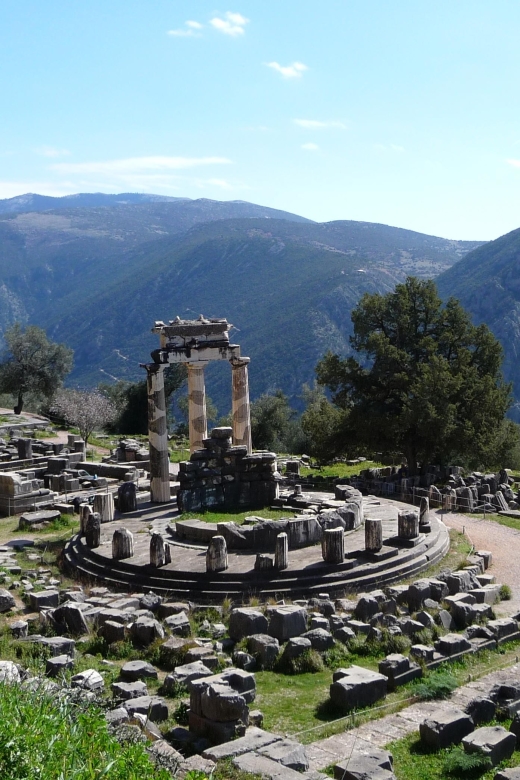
<box><xmin>64</xmin><ymin>497</ymin><xmax>450</xmax><ymax>603</ymax></box>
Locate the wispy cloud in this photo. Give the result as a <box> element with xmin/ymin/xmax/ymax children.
<box><xmin>507</xmin><ymin>158</ymin><xmax>520</xmax><ymax>168</ymax></box>
<box><xmin>210</xmin><ymin>12</ymin><xmax>249</xmax><ymax>36</ymax></box>
<box><xmin>266</xmin><ymin>61</ymin><xmax>308</xmax><ymax>79</ymax></box>
<box><xmin>168</xmin><ymin>20</ymin><xmax>203</xmax><ymax>37</ymax></box>
<box><xmin>0</xmin><ymin>181</ymin><xmax>77</xmax><ymax>199</ymax></box>
<box><xmin>293</xmin><ymin>119</ymin><xmax>347</xmax><ymax>130</ymax></box>
<box><xmin>35</xmin><ymin>145</ymin><xmax>71</xmax><ymax>158</ymax></box>
<box><xmin>301</xmin><ymin>143</ymin><xmax>319</xmax><ymax>151</ymax></box>
<box><xmin>50</xmin><ymin>156</ymin><xmax>232</xmax><ymax>174</ymax></box>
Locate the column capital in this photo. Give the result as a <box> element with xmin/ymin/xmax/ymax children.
<box><xmin>230</xmin><ymin>356</ymin><xmax>250</xmax><ymax>368</ymax></box>
<box><xmin>141</xmin><ymin>362</ymin><xmax>166</xmax><ymax>375</ymax></box>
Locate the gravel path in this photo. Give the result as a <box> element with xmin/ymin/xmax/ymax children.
<box><xmin>438</xmin><ymin>509</ymin><xmax>520</xmax><ymax>615</ymax></box>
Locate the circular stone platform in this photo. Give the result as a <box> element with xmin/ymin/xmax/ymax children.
<box><xmin>64</xmin><ymin>497</ymin><xmax>450</xmax><ymax>603</ymax></box>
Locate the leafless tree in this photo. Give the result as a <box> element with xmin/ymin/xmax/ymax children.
<box><xmin>53</xmin><ymin>389</ymin><xmax>116</xmax><ymax>442</ymax></box>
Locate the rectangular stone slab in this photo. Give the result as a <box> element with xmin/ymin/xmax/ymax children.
<box><xmin>203</xmin><ymin>727</ymin><xmax>282</xmax><ymax>761</ymax></box>
<box><xmin>233</xmin><ymin>752</ymin><xmax>306</xmax><ymax>779</ymax></box>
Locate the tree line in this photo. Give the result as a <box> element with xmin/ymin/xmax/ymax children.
<box><xmin>0</xmin><ymin>277</ymin><xmax>518</xmax><ymax>472</ymax></box>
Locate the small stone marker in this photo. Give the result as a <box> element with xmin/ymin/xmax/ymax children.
<box><xmin>79</xmin><ymin>503</ymin><xmax>92</xmax><ymax>535</ymax></box>
<box><xmin>365</xmin><ymin>517</ymin><xmax>383</xmax><ymax>552</ymax></box>
<box><xmin>322</xmin><ymin>527</ymin><xmax>344</xmax><ymax>563</ymax></box>
<box><xmin>419</xmin><ymin>496</ymin><xmax>430</xmax><ymax>525</ymax></box>
<box><xmin>206</xmin><ymin>535</ymin><xmax>228</xmax><ymax>572</ymax></box>
<box><xmin>398</xmin><ymin>509</ymin><xmax>419</xmax><ymax>539</ymax></box>
<box><xmin>150</xmin><ymin>532</ymin><xmax>166</xmax><ymax>567</ymax></box>
<box><xmin>112</xmin><ymin>528</ymin><xmax>134</xmax><ymax>560</ymax></box>
<box><xmin>118</xmin><ymin>482</ymin><xmax>137</xmax><ymax>513</ymax></box>
<box><xmin>275</xmin><ymin>532</ymin><xmax>288</xmax><ymax>570</ymax></box>
<box><xmin>85</xmin><ymin>513</ymin><xmax>101</xmax><ymax>549</ymax></box>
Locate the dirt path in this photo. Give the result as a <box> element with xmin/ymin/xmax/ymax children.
<box><xmin>438</xmin><ymin>509</ymin><xmax>520</xmax><ymax>615</ymax></box>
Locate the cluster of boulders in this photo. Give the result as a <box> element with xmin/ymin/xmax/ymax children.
<box><xmin>111</xmin><ymin>438</ymin><xmax>149</xmax><ymax>463</ymax></box>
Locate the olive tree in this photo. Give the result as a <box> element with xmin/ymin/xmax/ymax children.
<box><xmin>0</xmin><ymin>323</ymin><xmax>73</xmax><ymax>414</ymax></box>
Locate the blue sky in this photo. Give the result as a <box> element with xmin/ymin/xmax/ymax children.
<box><xmin>1</xmin><ymin>1</ymin><xmax>520</xmax><ymax>240</ymax></box>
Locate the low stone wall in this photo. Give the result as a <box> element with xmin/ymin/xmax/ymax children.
<box><xmin>177</xmin><ymin>427</ymin><xmax>280</xmax><ymax>512</ymax></box>
<box><xmin>77</xmin><ymin>462</ymin><xmax>140</xmax><ymax>481</ymax></box>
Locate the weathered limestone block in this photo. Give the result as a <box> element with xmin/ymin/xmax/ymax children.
<box><xmin>124</xmin><ymin>695</ymin><xmax>169</xmax><ymax>722</ymax></box>
<box><xmin>130</xmin><ymin>616</ymin><xmax>165</xmax><ymax>646</ymax></box>
<box><xmin>164</xmin><ymin>661</ymin><xmax>213</xmax><ymax>691</ymax></box>
<box><xmin>281</xmin><ymin>637</ymin><xmax>312</xmax><ymax>661</ymax></box>
<box><xmin>9</xmin><ymin>620</ymin><xmax>28</xmax><ymax>638</ymax></box>
<box><xmin>93</xmin><ymin>492</ymin><xmax>115</xmax><ymax>523</ymax></box>
<box><xmin>398</xmin><ymin>509</ymin><xmax>419</xmax><ymax>539</ymax></box>
<box><xmin>164</xmin><ymin>611</ymin><xmax>191</xmax><ymax>636</ymax></box>
<box><xmin>0</xmin><ymin>589</ymin><xmax>15</xmax><ymax>612</ymax></box>
<box><xmin>254</xmin><ymin>554</ymin><xmax>273</xmax><ymax>571</ymax></box>
<box><xmin>275</xmin><ymin>532</ymin><xmax>288</xmax><ymax>570</ymax></box>
<box><xmin>333</xmin><ymin>747</ymin><xmax>394</xmax><ymax>780</ymax></box>
<box><xmin>419</xmin><ymin>496</ymin><xmax>430</xmax><ymax>525</ymax></box>
<box><xmin>258</xmin><ymin>738</ymin><xmax>309</xmax><ymax>772</ymax></box>
<box><xmin>120</xmin><ymin>660</ymin><xmax>158</xmax><ymax>681</ymax></box>
<box><xmin>365</xmin><ymin>517</ymin><xmax>383</xmax><ymax>552</ymax></box>
<box><xmin>435</xmin><ymin>633</ymin><xmax>472</xmax><ymax>656</ymax></box>
<box><xmin>463</xmin><ymin>726</ymin><xmax>516</xmax><ymax>766</ymax></box>
<box><xmin>206</xmin><ymin>535</ymin><xmax>228</xmax><ymax>572</ymax></box>
<box><xmin>330</xmin><ymin>666</ymin><xmax>387</xmax><ymax>712</ymax></box>
<box><xmin>420</xmin><ymin>708</ymin><xmax>474</xmax><ymax>748</ymax></box>
<box><xmin>79</xmin><ymin>503</ymin><xmax>92</xmax><ymax>535</ymax></box>
<box><xmin>201</xmin><ymin>683</ymin><xmax>248</xmax><ymax>723</ymax></box>
<box><xmin>465</xmin><ymin>697</ymin><xmax>496</xmax><ymax>725</ymax></box>
<box><xmin>229</xmin><ymin>608</ymin><xmax>268</xmax><ymax>641</ymax></box>
<box><xmin>102</xmin><ymin>620</ymin><xmax>126</xmax><ymax>643</ymax></box>
<box><xmin>247</xmin><ymin>634</ymin><xmax>280</xmax><ymax>669</ymax></box>
<box><xmin>378</xmin><ymin>653</ymin><xmax>422</xmax><ymax>690</ymax></box>
<box><xmin>268</xmin><ymin>605</ymin><xmax>307</xmax><ymax>642</ymax></box>
<box><xmin>302</xmin><ymin>628</ymin><xmax>334</xmax><ymax>651</ymax></box>
<box><xmin>111</xmin><ymin>680</ymin><xmax>148</xmax><ymax>700</ymax></box>
<box><xmin>322</xmin><ymin>527</ymin><xmax>344</xmax><ymax>564</ymax></box>
<box><xmin>17</xmin><ymin>438</ymin><xmax>33</xmax><ymax>460</ymax></box>
<box><xmin>202</xmin><ymin>726</ymin><xmax>282</xmax><ymax>762</ymax></box>
<box><xmin>117</xmin><ymin>482</ymin><xmax>137</xmax><ymax>513</ymax></box>
<box><xmin>112</xmin><ymin>528</ymin><xmax>134</xmax><ymax>560</ymax></box>
<box><xmin>150</xmin><ymin>532</ymin><xmax>166</xmax><ymax>568</ymax></box>
<box><xmin>71</xmin><ymin>669</ymin><xmax>104</xmax><ymax>691</ymax></box>
<box><xmin>46</xmin><ymin>654</ymin><xmax>74</xmax><ymax>677</ymax></box>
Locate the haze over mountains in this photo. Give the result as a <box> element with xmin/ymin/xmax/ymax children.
<box><xmin>1</xmin><ymin>191</ymin><xmax>514</xmax><ymax>417</ymax></box>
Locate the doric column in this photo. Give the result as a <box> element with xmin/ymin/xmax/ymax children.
<box><xmin>231</xmin><ymin>357</ymin><xmax>252</xmax><ymax>453</ymax></box>
<box><xmin>187</xmin><ymin>362</ymin><xmax>208</xmax><ymax>453</ymax></box>
<box><xmin>145</xmin><ymin>363</ymin><xmax>170</xmax><ymax>503</ymax></box>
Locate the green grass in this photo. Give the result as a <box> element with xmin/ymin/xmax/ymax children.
<box><xmin>0</xmin><ymin>681</ymin><xmax>171</xmax><ymax>779</ymax></box>
<box><xmin>472</xmin><ymin>512</ymin><xmax>520</xmax><ymax>532</ymax></box>
<box><xmin>300</xmin><ymin>460</ymin><xmax>383</xmax><ymax>478</ymax></box>
<box><xmin>177</xmin><ymin>508</ymin><xmax>293</xmax><ymax>525</ymax></box>
<box><xmin>389</xmin><ymin>731</ymin><xmax>520</xmax><ymax>780</ymax></box>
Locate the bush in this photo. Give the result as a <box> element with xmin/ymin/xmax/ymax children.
<box><xmin>0</xmin><ymin>681</ymin><xmax>171</xmax><ymax>779</ymax></box>
<box><xmin>413</xmin><ymin>669</ymin><xmax>458</xmax><ymax>700</ymax></box>
<box><xmin>442</xmin><ymin>745</ymin><xmax>492</xmax><ymax>776</ymax></box>
<box><xmin>275</xmin><ymin>648</ymin><xmax>324</xmax><ymax>675</ymax></box>
<box><xmin>323</xmin><ymin>642</ymin><xmax>351</xmax><ymax>669</ymax></box>
<box><xmin>499</xmin><ymin>584</ymin><xmax>512</xmax><ymax>601</ymax></box>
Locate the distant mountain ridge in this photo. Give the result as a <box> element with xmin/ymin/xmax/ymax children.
<box><xmin>0</xmin><ymin>192</ymin><xmax>188</xmax><ymax>214</ymax></box>
<box><xmin>436</xmin><ymin>227</ymin><xmax>520</xmax><ymax>421</ymax></box>
<box><xmin>0</xmin><ymin>192</ymin><xmax>486</xmax><ymax>413</ymax></box>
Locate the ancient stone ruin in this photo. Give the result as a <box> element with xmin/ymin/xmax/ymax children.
<box><xmin>144</xmin><ymin>316</ymin><xmax>252</xmax><ymax>503</ymax></box>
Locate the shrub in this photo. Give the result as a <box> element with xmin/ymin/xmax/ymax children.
<box><xmin>323</xmin><ymin>642</ymin><xmax>351</xmax><ymax>669</ymax></box>
<box><xmin>412</xmin><ymin>669</ymin><xmax>458</xmax><ymax>700</ymax></box>
<box><xmin>275</xmin><ymin>649</ymin><xmax>324</xmax><ymax>675</ymax></box>
<box><xmin>499</xmin><ymin>584</ymin><xmax>512</xmax><ymax>601</ymax></box>
<box><xmin>442</xmin><ymin>745</ymin><xmax>492</xmax><ymax>776</ymax></box>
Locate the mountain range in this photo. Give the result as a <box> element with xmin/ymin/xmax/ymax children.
<box><xmin>0</xmin><ymin>191</ymin><xmax>510</xmax><ymax>417</ymax></box>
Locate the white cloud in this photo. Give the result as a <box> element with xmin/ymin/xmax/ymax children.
<box><xmin>507</xmin><ymin>158</ymin><xmax>520</xmax><ymax>168</ymax></box>
<box><xmin>50</xmin><ymin>156</ymin><xmax>232</xmax><ymax>175</ymax></box>
<box><xmin>0</xmin><ymin>181</ymin><xmax>77</xmax><ymax>199</ymax></box>
<box><xmin>266</xmin><ymin>61</ymin><xmax>308</xmax><ymax>79</ymax></box>
<box><xmin>35</xmin><ymin>145</ymin><xmax>71</xmax><ymax>158</ymax></box>
<box><xmin>301</xmin><ymin>143</ymin><xmax>319</xmax><ymax>151</ymax></box>
<box><xmin>293</xmin><ymin>119</ymin><xmax>347</xmax><ymax>129</ymax></box>
<box><xmin>210</xmin><ymin>12</ymin><xmax>249</xmax><ymax>36</ymax></box>
<box><xmin>168</xmin><ymin>20</ymin><xmax>203</xmax><ymax>37</ymax></box>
